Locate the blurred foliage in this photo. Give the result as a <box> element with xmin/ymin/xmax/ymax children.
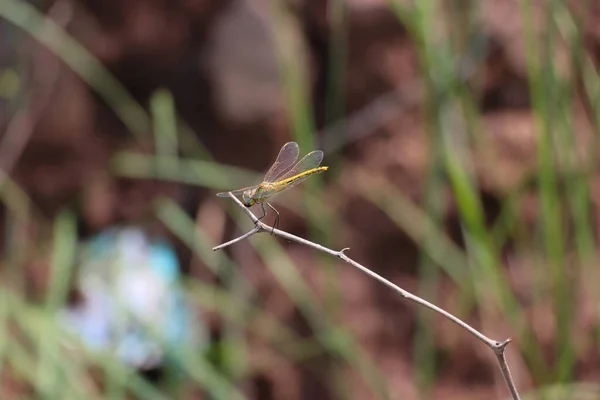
<box><xmin>1</xmin><ymin>0</ymin><xmax>600</xmax><ymax>399</ymax></box>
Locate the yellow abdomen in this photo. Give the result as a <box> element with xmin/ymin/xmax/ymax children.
<box><xmin>255</xmin><ymin>166</ymin><xmax>329</xmax><ymax>202</ymax></box>
<box><xmin>276</xmin><ymin>167</ymin><xmax>328</xmax><ymax>187</ymax></box>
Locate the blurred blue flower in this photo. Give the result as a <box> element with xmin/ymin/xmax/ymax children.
<box><xmin>59</xmin><ymin>226</ymin><xmax>206</xmax><ymax>370</ymax></box>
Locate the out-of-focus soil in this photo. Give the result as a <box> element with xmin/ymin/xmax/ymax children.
<box><xmin>3</xmin><ymin>0</ymin><xmax>600</xmax><ymax>399</ymax></box>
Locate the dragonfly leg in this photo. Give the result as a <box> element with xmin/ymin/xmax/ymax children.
<box><xmin>266</xmin><ymin>202</ymin><xmax>279</xmax><ymax>234</ymax></box>
<box><xmin>257</xmin><ymin>202</ymin><xmax>267</xmax><ymax>222</ymax></box>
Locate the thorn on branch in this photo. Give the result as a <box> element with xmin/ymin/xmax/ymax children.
<box><xmin>339</xmin><ymin>247</ymin><xmax>350</xmax><ymax>256</ymax></box>
<box><xmin>494</xmin><ymin>338</ymin><xmax>512</xmax><ymax>353</ymax></box>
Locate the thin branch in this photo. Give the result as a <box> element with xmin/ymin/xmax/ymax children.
<box><xmin>213</xmin><ymin>192</ymin><xmax>521</xmax><ymax>400</ymax></box>
<box><xmin>212</xmin><ymin>226</ymin><xmax>260</xmax><ymax>251</ymax></box>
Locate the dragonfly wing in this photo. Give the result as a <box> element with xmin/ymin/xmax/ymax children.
<box><xmin>263</xmin><ymin>142</ymin><xmax>299</xmax><ymax>183</ymax></box>
<box><xmin>216</xmin><ymin>185</ymin><xmax>259</xmax><ymax>197</ymax></box>
<box><xmin>276</xmin><ymin>150</ymin><xmax>323</xmax><ymax>181</ymax></box>
<box><xmin>271</xmin><ymin>173</ymin><xmax>320</xmax><ymax>194</ymax></box>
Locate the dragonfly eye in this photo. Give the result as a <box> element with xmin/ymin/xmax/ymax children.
<box><xmin>241</xmin><ymin>192</ymin><xmax>255</xmax><ymax>207</ymax></box>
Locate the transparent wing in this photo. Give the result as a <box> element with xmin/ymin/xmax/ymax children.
<box><xmin>216</xmin><ymin>185</ymin><xmax>259</xmax><ymax>197</ymax></box>
<box><xmin>276</xmin><ymin>150</ymin><xmax>323</xmax><ymax>181</ymax></box>
<box><xmin>263</xmin><ymin>142</ymin><xmax>299</xmax><ymax>183</ymax></box>
<box><xmin>270</xmin><ymin>172</ymin><xmax>323</xmax><ymax>194</ymax></box>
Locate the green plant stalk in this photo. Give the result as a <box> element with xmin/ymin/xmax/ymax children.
<box><xmin>0</xmin><ymin>288</ymin><xmax>11</xmax><ymax>382</ymax></box>
<box><xmin>267</xmin><ymin>0</ymin><xmax>315</xmax><ymax>149</ymax></box>
<box><xmin>151</xmin><ymin>88</ymin><xmax>179</xmax><ymax>178</ymax></box>
<box><xmin>36</xmin><ymin>209</ymin><xmax>77</xmax><ymax>397</ymax></box>
<box><xmin>111</xmin><ymin>152</ymin><xmax>261</xmax><ymax>190</ymax></box>
<box><xmin>555</xmin><ymin>0</ymin><xmax>600</xmax><ymax>352</ymax></box>
<box><xmin>552</xmin><ymin>76</ymin><xmax>585</xmax><ymax>380</ymax></box>
<box><xmin>414</xmin><ymin>121</ymin><xmax>446</xmax><ymax>396</ymax></box>
<box><xmin>219</xmin><ymin>254</ymin><xmax>251</xmax><ymax>384</ymax></box>
<box><xmin>521</xmin><ymin>0</ymin><xmax>574</xmax><ymax>382</ymax></box>
<box><xmin>325</xmin><ymin>0</ymin><xmax>347</xmax><ymax>126</ymax></box>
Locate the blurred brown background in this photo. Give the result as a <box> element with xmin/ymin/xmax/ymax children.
<box><xmin>2</xmin><ymin>0</ymin><xmax>600</xmax><ymax>399</ymax></box>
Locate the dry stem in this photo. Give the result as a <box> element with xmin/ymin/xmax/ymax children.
<box><xmin>213</xmin><ymin>192</ymin><xmax>520</xmax><ymax>400</ymax></box>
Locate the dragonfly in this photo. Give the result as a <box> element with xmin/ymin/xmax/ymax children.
<box><xmin>217</xmin><ymin>141</ymin><xmax>328</xmax><ymax>232</ymax></box>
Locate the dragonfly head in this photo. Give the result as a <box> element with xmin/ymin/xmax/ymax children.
<box><xmin>241</xmin><ymin>190</ymin><xmax>256</xmax><ymax>207</ymax></box>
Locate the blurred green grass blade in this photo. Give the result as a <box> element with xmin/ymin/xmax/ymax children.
<box><xmin>0</xmin><ymin>67</ymin><xmax>21</xmax><ymax>99</ymax></box>
<box><xmin>103</xmin><ymin>362</ymin><xmax>128</xmax><ymax>400</ymax></box>
<box><xmin>489</xmin><ymin>191</ymin><xmax>529</xmax><ymax>251</ymax></box>
<box><xmin>154</xmin><ymin>197</ymin><xmax>239</xmax><ymax>276</ymax></box>
<box><xmin>168</xmin><ymin>345</ymin><xmax>247</xmax><ymax>400</ymax></box>
<box><xmin>304</xmin><ymin>194</ymin><xmax>344</xmax><ymax>323</ymax></box>
<box><xmin>553</xmin><ymin>0</ymin><xmax>596</xmax><ymax>260</ymax></box>
<box><xmin>219</xmin><ymin>265</ymin><xmax>250</xmax><ymax>383</ymax></box>
<box><xmin>316</xmin><ymin>327</ymin><xmax>391</xmax><ymax>400</ymax></box>
<box><xmin>151</xmin><ymin>88</ymin><xmax>179</xmax><ymax>177</ymax></box>
<box><xmin>112</xmin><ymin>152</ymin><xmax>261</xmax><ymax>190</ymax></box>
<box><xmin>384</xmin><ymin>0</ymin><xmax>418</xmax><ymax>39</ymax></box>
<box><xmin>414</xmin><ymin>136</ymin><xmax>445</xmax><ymax>394</ymax></box>
<box><xmin>0</xmin><ymin>288</ymin><xmax>10</xmax><ymax>379</ymax></box>
<box><xmin>156</xmin><ymin>198</ymin><xmax>257</xmax><ymax>389</ymax></box>
<box><xmin>85</xmin><ymin>353</ymin><xmax>170</xmax><ymax>400</ymax></box>
<box><xmin>546</xmin><ymin>48</ymin><xmax>585</xmax><ymax>378</ymax></box>
<box><xmin>4</xmin><ymin>327</ymin><xmax>44</xmax><ymax>395</ymax></box>
<box><xmin>45</xmin><ymin>209</ymin><xmax>77</xmax><ymax>309</ymax></box>
<box><xmin>347</xmin><ymin>167</ymin><xmax>469</xmax><ymax>286</ymax></box>
<box><xmin>401</xmin><ymin>0</ymin><xmax>550</xmax><ymax>385</ymax></box>
<box><xmin>519</xmin><ymin>1</ymin><xmax>552</xmax><ymax>382</ymax></box>
<box><xmin>8</xmin><ymin>293</ymin><xmax>98</xmax><ymax>399</ymax></box>
<box><xmin>10</xmin><ymin>290</ymin><xmax>170</xmax><ymax>400</ymax></box>
<box><xmin>0</xmin><ymin>170</ymin><xmax>34</xmax><ymax>219</ymax></box>
<box><xmin>521</xmin><ymin>0</ymin><xmax>574</xmax><ymax>382</ymax></box>
<box><xmin>267</xmin><ymin>1</ymin><xmax>315</xmax><ymax>149</ymax></box>
<box><xmin>0</xmin><ymin>173</ymin><xmax>36</xmax><ymax>293</ymax></box>
<box><xmin>37</xmin><ymin>209</ymin><xmax>77</xmax><ymax>396</ymax></box>
<box><xmin>184</xmin><ymin>281</ymin><xmax>325</xmax><ymax>362</ymax></box>
<box><xmin>325</xmin><ymin>0</ymin><xmax>347</xmax><ymax>126</ymax></box>
<box><xmin>279</xmin><ymin>0</ymin><xmax>344</xmax><ymax>320</ymax></box>
<box><xmin>554</xmin><ymin>0</ymin><xmax>600</xmax><ymax>356</ymax></box>
<box><xmin>0</xmin><ymin>0</ymin><xmax>151</xmax><ymax>137</ymax></box>
<box><xmin>521</xmin><ymin>383</ymin><xmax>600</xmax><ymax>400</ymax></box>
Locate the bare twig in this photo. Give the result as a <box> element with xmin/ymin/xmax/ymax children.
<box><xmin>213</xmin><ymin>192</ymin><xmax>521</xmax><ymax>400</ymax></box>
<box><xmin>212</xmin><ymin>225</ymin><xmax>260</xmax><ymax>251</ymax></box>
